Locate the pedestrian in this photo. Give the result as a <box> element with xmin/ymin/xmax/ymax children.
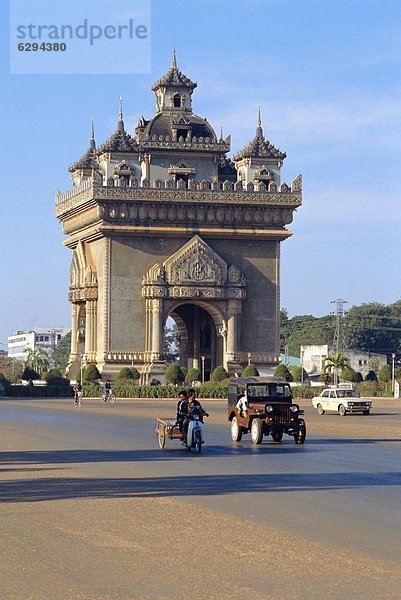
<box><xmin>73</xmin><ymin>381</ymin><xmax>83</xmax><ymax>407</ymax></box>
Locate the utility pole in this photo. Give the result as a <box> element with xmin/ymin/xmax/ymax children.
<box><xmin>331</xmin><ymin>298</ymin><xmax>348</xmax><ymax>354</ymax></box>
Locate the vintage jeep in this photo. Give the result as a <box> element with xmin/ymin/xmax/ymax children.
<box><xmin>227</xmin><ymin>376</ymin><xmax>306</xmax><ymax>445</ymax></box>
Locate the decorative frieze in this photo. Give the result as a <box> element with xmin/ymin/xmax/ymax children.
<box><xmin>55</xmin><ymin>176</ymin><xmax>302</xmax><ymax>220</ymax></box>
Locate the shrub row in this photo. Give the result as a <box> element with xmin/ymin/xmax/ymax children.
<box><xmin>82</xmin><ymin>383</ymin><xmax>229</xmax><ymax>399</ymax></box>
<box><xmin>4</xmin><ymin>385</ymin><xmax>74</xmax><ymax>398</ymax></box>
<box><xmin>291</xmin><ymin>386</ymin><xmax>324</xmax><ymax>399</ymax></box>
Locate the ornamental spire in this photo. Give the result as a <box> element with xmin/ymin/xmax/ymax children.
<box><xmin>256</xmin><ymin>106</ymin><xmax>263</xmax><ymax>138</ymax></box>
<box><xmin>117</xmin><ymin>96</ymin><xmax>124</xmax><ymax>132</ymax></box>
<box><xmin>172</xmin><ymin>40</ymin><xmax>177</xmax><ymax>70</ymax></box>
<box><xmin>90</xmin><ymin>117</ymin><xmax>96</xmax><ymax>150</ymax></box>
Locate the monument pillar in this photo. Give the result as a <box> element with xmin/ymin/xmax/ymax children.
<box><xmin>151</xmin><ymin>299</ymin><xmax>163</xmax><ymax>357</ymax></box>
<box><xmin>85</xmin><ymin>300</ymin><xmax>97</xmax><ymax>359</ymax></box>
<box><xmin>70</xmin><ymin>303</ymin><xmax>78</xmax><ymax>356</ymax></box>
<box><xmin>226</xmin><ymin>300</ymin><xmax>242</xmax><ymax>373</ymax></box>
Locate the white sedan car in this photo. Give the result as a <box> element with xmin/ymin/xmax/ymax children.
<box><xmin>311</xmin><ymin>388</ymin><xmax>372</xmax><ymax>416</ymax></box>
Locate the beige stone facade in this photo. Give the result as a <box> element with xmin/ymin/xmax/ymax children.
<box><xmin>56</xmin><ymin>52</ymin><xmax>302</xmax><ymax>382</ymax></box>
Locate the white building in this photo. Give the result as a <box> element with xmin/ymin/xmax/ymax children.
<box><xmin>8</xmin><ymin>327</ymin><xmax>70</xmax><ymax>362</ymax></box>
<box><xmin>300</xmin><ymin>344</ymin><xmax>387</xmax><ymax>379</ymax></box>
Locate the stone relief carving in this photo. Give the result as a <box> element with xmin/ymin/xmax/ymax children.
<box><xmin>142</xmin><ymin>236</ymin><xmax>246</xmax><ymax>302</ymax></box>
<box><xmin>164</xmin><ymin>235</ymin><xmax>227</xmax><ymax>286</ymax></box>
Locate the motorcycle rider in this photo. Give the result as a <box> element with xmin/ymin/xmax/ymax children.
<box><xmin>179</xmin><ymin>388</ymin><xmax>208</xmax><ymax>445</ymax></box>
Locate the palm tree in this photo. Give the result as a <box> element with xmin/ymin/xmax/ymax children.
<box><xmin>25</xmin><ymin>347</ymin><xmax>49</xmax><ymax>378</ymax></box>
<box><xmin>325</xmin><ymin>352</ymin><xmax>350</xmax><ymax>386</ymax></box>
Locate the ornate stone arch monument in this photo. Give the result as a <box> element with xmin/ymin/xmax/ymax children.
<box><xmin>55</xmin><ymin>51</ymin><xmax>302</xmax><ymax>381</ymax></box>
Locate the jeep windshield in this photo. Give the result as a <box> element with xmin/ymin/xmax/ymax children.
<box><xmin>247</xmin><ymin>383</ymin><xmax>291</xmax><ymax>401</ymax></box>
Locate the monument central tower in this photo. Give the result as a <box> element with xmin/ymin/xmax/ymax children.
<box><xmin>56</xmin><ymin>51</ymin><xmax>302</xmax><ymax>381</ymax></box>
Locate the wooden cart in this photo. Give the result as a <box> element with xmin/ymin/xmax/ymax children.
<box><xmin>155</xmin><ymin>417</ymin><xmax>182</xmax><ymax>449</ymax></box>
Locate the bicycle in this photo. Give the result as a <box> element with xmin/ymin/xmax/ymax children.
<box><xmin>102</xmin><ymin>389</ymin><xmax>116</xmax><ymax>404</ymax></box>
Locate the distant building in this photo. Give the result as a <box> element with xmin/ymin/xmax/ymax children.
<box><xmin>300</xmin><ymin>344</ymin><xmax>387</xmax><ymax>379</ymax></box>
<box><xmin>279</xmin><ymin>353</ymin><xmax>300</xmax><ymax>367</ymax></box>
<box><xmin>301</xmin><ymin>345</ymin><xmax>329</xmax><ymax>375</ymax></box>
<box><xmin>8</xmin><ymin>327</ymin><xmax>70</xmax><ymax>363</ymax></box>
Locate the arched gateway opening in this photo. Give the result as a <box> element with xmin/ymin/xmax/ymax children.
<box><xmin>166</xmin><ymin>302</ymin><xmax>224</xmax><ymax>381</ymax></box>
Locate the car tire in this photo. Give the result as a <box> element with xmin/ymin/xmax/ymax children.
<box><xmin>338</xmin><ymin>404</ymin><xmax>347</xmax><ymax>416</ymax></box>
<box><xmin>231</xmin><ymin>417</ymin><xmax>242</xmax><ymax>442</ymax></box>
<box><xmin>272</xmin><ymin>431</ymin><xmax>283</xmax><ymax>442</ymax></box>
<box><xmin>251</xmin><ymin>419</ymin><xmax>263</xmax><ymax>445</ymax></box>
<box><xmin>295</xmin><ymin>419</ymin><xmax>306</xmax><ymax>444</ymax></box>
<box><xmin>317</xmin><ymin>403</ymin><xmax>325</xmax><ymax>415</ymax></box>
<box><xmin>362</xmin><ymin>410</ymin><xmax>370</xmax><ymax>416</ymax></box>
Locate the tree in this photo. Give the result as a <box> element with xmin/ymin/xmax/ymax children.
<box><xmin>211</xmin><ymin>366</ymin><xmax>228</xmax><ymax>382</ymax></box>
<box><xmin>117</xmin><ymin>367</ymin><xmax>140</xmax><ymax>381</ymax></box>
<box><xmin>165</xmin><ymin>363</ymin><xmax>185</xmax><ymax>385</ymax></box>
<box><xmin>25</xmin><ymin>347</ymin><xmax>49</xmax><ymax>377</ymax></box>
<box><xmin>185</xmin><ymin>367</ymin><xmax>201</xmax><ymax>383</ymax></box>
<box><xmin>241</xmin><ymin>364</ymin><xmax>259</xmax><ymax>377</ymax></box>
<box><xmin>54</xmin><ymin>332</ymin><xmax>71</xmax><ymax>371</ymax></box>
<box><xmin>378</xmin><ymin>364</ymin><xmax>391</xmax><ymax>383</ymax></box>
<box><xmin>340</xmin><ymin>366</ymin><xmax>357</xmax><ymax>382</ymax></box>
<box><xmin>21</xmin><ymin>366</ymin><xmax>40</xmax><ymax>381</ymax></box>
<box><xmin>0</xmin><ymin>357</ymin><xmax>23</xmax><ymax>383</ymax></box>
<box><xmin>274</xmin><ymin>364</ymin><xmax>293</xmax><ymax>382</ymax></box>
<box><xmin>0</xmin><ymin>372</ymin><xmax>10</xmax><ymax>386</ymax></box>
<box><xmin>345</xmin><ymin>301</ymin><xmax>401</xmax><ymax>354</ymax></box>
<box><xmin>280</xmin><ymin>313</ymin><xmax>333</xmax><ymax>357</ymax></box>
<box><xmin>45</xmin><ymin>370</ymin><xmax>70</xmax><ymax>386</ymax></box>
<box><xmin>290</xmin><ymin>365</ymin><xmax>308</xmax><ymax>383</ymax></box>
<box><xmin>84</xmin><ymin>363</ymin><xmax>101</xmax><ymax>382</ymax></box>
<box><xmin>325</xmin><ymin>352</ymin><xmax>350</xmax><ymax>386</ymax></box>
<box><xmin>164</xmin><ymin>323</ymin><xmax>180</xmax><ymax>362</ymax></box>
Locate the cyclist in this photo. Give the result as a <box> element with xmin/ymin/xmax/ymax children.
<box><xmin>102</xmin><ymin>379</ymin><xmax>112</xmax><ymax>402</ymax></box>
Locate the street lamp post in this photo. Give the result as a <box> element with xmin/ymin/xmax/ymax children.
<box><xmin>201</xmin><ymin>355</ymin><xmax>205</xmax><ymax>383</ymax></box>
<box><xmin>392</xmin><ymin>353</ymin><xmax>396</xmax><ymax>394</ymax></box>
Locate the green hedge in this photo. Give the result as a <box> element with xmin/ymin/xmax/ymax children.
<box><xmin>291</xmin><ymin>386</ymin><xmax>323</xmax><ymax>399</ymax></box>
<box><xmin>4</xmin><ymin>385</ymin><xmax>74</xmax><ymax>398</ymax></box>
<box><xmin>82</xmin><ymin>383</ymin><xmax>229</xmax><ymax>399</ymax></box>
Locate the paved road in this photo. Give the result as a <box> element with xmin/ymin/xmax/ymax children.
<box><xmin>1</xmin><ymin>397</ymin><xmax>401</xmax><ymax>600</ymax></box>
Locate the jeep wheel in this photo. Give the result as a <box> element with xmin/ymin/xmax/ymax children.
<box><xmin>338</xmin><ymin>404</ymin><xmax>347</xmax><ymax>417</ymax></box>
<box><xmin>295</xmin><ymin>419</ymin><xmax>306</xmax><ymax>444</ymax></box>
<box><xmin>363</xmin><ymin>410</ymin><xmax>370</xmax><ymax>416</ymax></box>
<box><xmin>317</xmin><ymin>403</ymin><xmax>325</xmax><ymax>415</ymax></box>
<box><xmin>231</xmin><ymin>417</ymin><xmax>242</xmax><ymax>442</ymax></box>
<box><xmin>251</xmin><ymin>419</ymin><xmax>263</xmax><ymax>445</ymax></box>
<box><xmin>272</xmin><ymin>431</ymin><xmax>283</xmax><ymax>442</ymax></box>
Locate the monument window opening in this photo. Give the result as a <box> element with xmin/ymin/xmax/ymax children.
<box><xmin>177</xmin><ymin>129</ymin><xmax>188</xmax><ymax>140</ymax></box>
<box><xmin>173</xmin><ymin>94</ymin><xmax>182</xmax><ymax>108</ymax></box>
<box><xmin>175</xmin><ymin>175</ymin><xmax>189</xmax><ymax>187</ymax></box>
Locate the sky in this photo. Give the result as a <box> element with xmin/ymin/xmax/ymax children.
<box><xmin>0</xmin><ymin>0</ymin><xmax>400</xmax><ymax>347</ymax></box>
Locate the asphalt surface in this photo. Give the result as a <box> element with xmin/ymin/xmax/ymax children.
<box><xmin>1</xmin><ymin>396</ymin><xmax>401</xmax><ymax>600</ymax></box>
